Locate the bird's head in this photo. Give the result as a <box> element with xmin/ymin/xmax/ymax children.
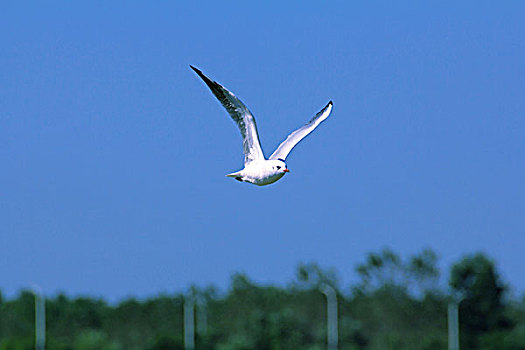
<box><xmin>269</xmin><ymin>159</ymin><xmax>290</xmax><ymax>174</ymax></box>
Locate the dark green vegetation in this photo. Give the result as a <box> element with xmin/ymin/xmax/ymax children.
<box><xmin>1</xmin><ymin>250</ymin><xmax>524</xmax><ymax>350</ymax></box>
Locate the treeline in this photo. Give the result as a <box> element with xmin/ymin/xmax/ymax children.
<box><xmin>1</xmin><ymin>249</ymin><xmax>524</xmax><ymax>350</ymax></box>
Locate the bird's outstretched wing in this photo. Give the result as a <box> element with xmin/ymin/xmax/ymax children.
<box><xmin>269</xmin><ymin>101</ymin><xmax>333</xmax><ymax>161</ymax></box>
<box><xmin>190</xmin><ymin>65</ymin><xmax>265</xmax><ymax>165</ymax></box>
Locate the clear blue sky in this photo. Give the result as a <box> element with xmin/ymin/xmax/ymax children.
<box><xmin>1</xmin><ymin>1</ymin><xmax>524</xmax><ymax>301</ymax></box>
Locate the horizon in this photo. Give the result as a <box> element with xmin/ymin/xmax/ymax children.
<box><xmin>1</xmin><ymin>248</ymin><xmax>521</xmax><ymax>304</ymax></box>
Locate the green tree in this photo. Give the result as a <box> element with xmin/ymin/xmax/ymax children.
<box><xmin>74</xmin><ymin>330</ymin><xmax>120</xmax><ymax>350</ymax></box>
<box><xmin>147</xmin><ymin>335</ymin><xmax>184</xmax><ymax>350</ymax></box>
<box><xmin>295</xmin><ymin>262</ymin><xmax>339</xmax><ymax>290</ymax></box>
<box><xmin>449</xmin><ymin>252</ymin><xmax>512</xmax><ymax>349</ymax></box>
<box><xmin>407</xmin><ymin>249</ymin><xmax>440</xmax><ymax>296</ymax></box>
<box><xmin>2</xmin><ymin>249</ymin><xmax>523</xmax><ymax>350</ymax></box>
<box><xmin>354</xmin><ymin>248</ymin><xmax>440</xmax><ymax>298</ymax></box>
<box><xmin>355</xmin><ymin>248</ymin><xmax>404</xmax><ymax>293</ymax></box>
<box><xmin>351</xmin><ymin>248</ymin><xmax>446</xmax><ymax>350</ymax></box>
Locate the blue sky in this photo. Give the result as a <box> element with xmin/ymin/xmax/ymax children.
<box><xmin>1</xmin><ymin>1</ymin><xmax>524</xmax><ymax>301</ymax></box>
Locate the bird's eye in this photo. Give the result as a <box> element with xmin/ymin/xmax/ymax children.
<box><xmin>276</xmin><ymin>166</ymin><xmax>281</xmax><ymax>170</ymax></box>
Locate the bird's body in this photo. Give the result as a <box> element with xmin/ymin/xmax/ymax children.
<box><xmin>226</xmin><ymin>159</ymin><xmax>288</xmax><ymax>186</ymax></box>
<box><xmin>190</xmin><ymin>65</ymin><xmax>332</xmax><ymax>186</ymax></box>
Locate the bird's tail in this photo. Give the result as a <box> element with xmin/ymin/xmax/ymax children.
<box><xmin>225</xmin><ymin>171</ymin><xmax>242</xmax><ymax>178</ymax></box>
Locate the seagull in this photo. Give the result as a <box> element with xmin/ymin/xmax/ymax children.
<box><xmin>190</xmin><ymin>65</ymin><xmax>333</xmax><ymax>186</ymax></box>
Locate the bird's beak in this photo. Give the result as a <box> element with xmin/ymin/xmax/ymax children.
<box><xmin>283</xmin><ymin>169</ymin><xmax>290</xmax><ymax>173</ymax></box>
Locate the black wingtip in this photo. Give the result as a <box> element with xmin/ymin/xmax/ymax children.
<box><xmin>323</xmin><ymin>101</ymin><xmax>333</xmax><ymax>110</ymax></box>
<box><xmin>189</xmin><ymin>65</ymin><xmax>213</xmax><ymax>83</ymax></box>
<box><xmin>189</xmin><ymin>65</ymin><xmax>200</xmax><ymax>73</ymax></box>
<box><xmin>189</xmin><ymin>65</ymin><xmax>217</xmax><ymax>89</ymax></box>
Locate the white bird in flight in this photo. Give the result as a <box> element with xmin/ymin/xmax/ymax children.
<box><xmin>191</xmin><ymin>65</ymin><xmax>333</xmax><ymax>186</ymax></box>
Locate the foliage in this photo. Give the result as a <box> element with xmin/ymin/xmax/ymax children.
<box><xmin>353</xmin><ymin>248</ymin><xmax>440</xmax><ymax>298</ymax></box>
<box><xmin>0</xmin><ymin>249</ymin><xmax>524</xmax><ymax>350</ymax></box>
<box><xmin>449</xmin><ymin>253</ymin><xmax>513</xmax><ymax>349</ymax></box>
